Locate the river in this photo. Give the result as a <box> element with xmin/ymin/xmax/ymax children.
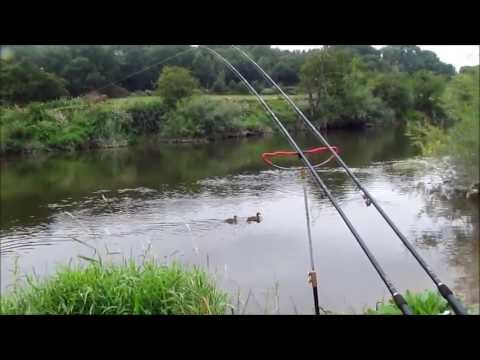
<box><xmin>1</xmin><ymin>127</ymin><xmax>478</xmax><ymax>314</ymax></box>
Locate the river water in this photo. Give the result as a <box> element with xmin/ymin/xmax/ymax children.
<box><xmin>1</xmin><ymin>127</ymin><xmax>478</xmax><ymax>314</ymax></box>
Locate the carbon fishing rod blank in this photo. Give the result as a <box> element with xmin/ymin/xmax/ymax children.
<box><xmin>232</xmin><ymin>45</ymin><xmax>467</xmax><ymax>315</ymax></box>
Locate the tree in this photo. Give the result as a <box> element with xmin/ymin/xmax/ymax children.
<box><xmin>61</xmin><ymin>56</ymin><xmax>97</xmax><ymax>95</ymax></box>
<box><xmin>380</xmin><ymin>46</ymin><xmax>456</xmax><ymax>77</ymax></box>
<box><xmin>271</xmin><ymin>61</ymin><xmax>298</xmax><ymax>86</ymax></box>
<box><xmin>371</xmin><ymin>73</ymin><xmax>413</xmax><ymax>118</ymax></box>
<box><xmin>411</xmin><ymin>70</ymin><xmax>447</xmax><ymax>123</ymax></box>
<box><xmin>441</xmin><ymin>65</ymin><xmax>479</xmax><ymax>122</ymax></box>
<box><xmin>300</xmin><ymin>48</ymin><xmax>352</xmax><ymax>122</ymax></box>
<box><xmin>0</xmin><ymin>60</ymin><xmax>69</xmax><ymax>105</ymax></box>
<box><xmin>211</xmin><ymin>70</ymin><xmax>227</xmax><ymax>93</ymax></box>
<box><xmin>329</xmin><ymin>45</ymin><xmax>384</xmax><ymax>71</ymax></box>
<box><xmin>407</xmin><ymin>68</ymin><xmax>479</xmax><ymax>182</ymax></box>
<box><xmin>300</xmin><ymin>48</ymin><xmax>394</xmax><ymax>127</ymax></box>
<box><xmin>156</xmin><ymin>66</ymin><xmax>199</xmax><ymax>108</ymax></box>
<box><xmin>192</xmin><ymin>52</ymin><xmax>216</xmax><ymax>89</ymax></box>
<box><xmin>227</xmin><ymin>80</ymin><xmax>237</xmax><ymax>92</ymax></box>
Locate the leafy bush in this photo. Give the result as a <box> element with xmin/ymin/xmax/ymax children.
<box><xmin>161</xmin><ymin>96</ymin><xmax>246</xmax><ymax>138</ymax></box>
<box><xmin>0</xmin><ymin>261</ymin><xmax>229</xmax><ymax>315</ymax></box>
<box><xmin>90</xmin><ymin>108</ymin><xmax>133</xmax><ymax>147</ymax></box>
<box><xmin>0</xmin><ymin>101</ymin><xmax>133</xmax><ymax>153</ymax></box>
<box><xmin>126</xmin><ymin>100</ymin><xmax>168</xmax><ymax>134</ymax></box>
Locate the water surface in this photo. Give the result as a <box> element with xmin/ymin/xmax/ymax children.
<box><xmin>1</xmin><ymin>128</ymin><xmax>478</xmax><ymax>314</ymax></box>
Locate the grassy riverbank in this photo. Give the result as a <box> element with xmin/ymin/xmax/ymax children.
<box><xmin>0</xmin><ymin>95</ymin><xmax>310</xmax><ymax>155</ymax></box>
<box><xmin>0</xmin><ymin>261</ymin><xmax>228</xmax><ymax>315</ymax></box>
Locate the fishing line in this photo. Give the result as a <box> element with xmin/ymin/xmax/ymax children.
<box><xmin>232</xmin><ymin>45</ymin><xmax>467</xmax><ymax>315</ymax></box>
<box><xmin>93</xmin><ymin>47</ymin><xmax>196</xmax><ymax>95</ymax></box>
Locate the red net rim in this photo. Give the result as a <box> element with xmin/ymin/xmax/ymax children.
<box><xmin>261</xmin><ymin>146</ymin><xmax>340</xmax><ymax>168</ymax></box>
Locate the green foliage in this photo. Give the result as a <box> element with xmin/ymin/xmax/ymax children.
<box><xmin>300</xmin><ymin>48</ymin><xmax>352</xmax><ymax>120</ymax></box>
<box><xmin>411</xmin><ymin>70</ymin><xmax>447</xmax><ymax>123</ymax></box>
<box><xmin>231</xmin><ymin>81</ymin><xmax>250</xmax><ymax>94</ymax></box>
<box><xmin>406</xmin><ymin>113</ymin><xmax>447</xmax><ymax>155</ymax></box>
<box><xmin>161</xmin><ymin>96</ymin><xmax>247</xmax><ymax>138</ymax></box>
<box><xmin>0</xmin><ymin>98</ymin><xmax>169</xmax><ymax>154</ymax></box>
<box><xmin>371</xmin><ymin>72</ymin><xmax>413</xmax><ymax>118</ymax></box>
<box><xmin>365</xmin><ymin>290</ymin><xmax>451</xmax><ymax>315</ymax></box>
<box><xmin>2</xmin><ymin>45</ymin><xmax>459</xmax><ymax>102</ymax></box>
<box><xmin>126</xmin><ymin>99</ymin><xmax>168</xmax><ymax>134</ymax></box>
<box><xmin>156</xmin><ymin>66</ymin><xmax>199</xmax><ymax>108</ymax></box>
<box><xmin>0</xmin><ymin>104</ymin><xmax>93</xmax><ymax>153</ymax></box>
<box><xmin>0</xmin><ymin>261</ymin><xmax>229</xmax><ymax>315</ymax></box>
<box><xmin>441</xmin><ymin>66</ymin><xmax>479</xmax><ymax>122</ymax></box>
<box><xmin>271</xmin><ymin>60</ymin><xmax>299</xmax><ymax>86</ymax></box>
<box><xmin>380</xmin><ymin>46</ymin><xmax>456</xmax><ymax>77</ymax></box>
<box><xmin>211</xmin><ymin>70</ymin><xmax>227</xmax><ymax>93</ymax></box>
<box><xmin>90</xmin><ymin>108</ymin><xmax>133</xmax><ymax>147</ymax></box>
<box><xmin>300</xmin><ymin>48</ymin><xmax>394</xmax><ymax>127</ymax></box>
<box><xmin>0</xmin><ymin>59</ymin><xmax>69</xmax><ymax>105</ymax></box>
<box><xmin>407</xmin><ymin>67</ymin><xmax>479</xmax><ymax>182</ymax></box>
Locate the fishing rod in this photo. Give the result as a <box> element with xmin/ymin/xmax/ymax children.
<box><xmin>231</xmin><ymin>45</ymin><xmax>468</xmax><ymax>315</ymax></box>
<box><xmin>199</xmin><ymin>45</ymin><xmax>413</xmax><ymax>315</ymax></box>
<box><xmin>301</xmin><ymin>169</ymin><xmax>320</xmax><ymax>315</ymax></box>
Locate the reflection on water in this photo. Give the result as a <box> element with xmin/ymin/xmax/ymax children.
<box><xmin>1</xmin><ymin>127</ymin><xmax>478</xmax><ymax>314</ymax></box>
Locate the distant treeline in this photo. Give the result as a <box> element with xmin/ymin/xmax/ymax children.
<box><xmin>0</xmin><ymin>45</ymin><xmax>460</xmax><ymax>104</ymax></box>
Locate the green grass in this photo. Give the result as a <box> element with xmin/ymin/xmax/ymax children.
<box><xmin>0</xmin><ymin>261</ymin><xmax>229</xmax><ymax>315</ymax></box>
<box><xmin>365</xmin><ymin>290</ymin><xmax>453</xmax><ymax>315</ymax></box>
<box><xmin>1</xmin><ymin>94</ymin><xmax>306</xmax><ymax>154</ymax></box>
<box><xmin>100</xmin><ymin>96</ymin><xmax>165</xmax><ymax>111</ymax></box>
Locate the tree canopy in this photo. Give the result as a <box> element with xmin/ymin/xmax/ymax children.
<box><xmin>0</xmin><ymin>59</ymin><xmax>69</xmax><ymax>105</ymax></box>
<box><xmin>156</xmin><ymin>66</ymin><xmax>199</xmax><ymax>108</ymax></box>
<box><xmin>0</xmin><ymin>45</ymin><xmax>461</xmax><ymax>106</ymax></box>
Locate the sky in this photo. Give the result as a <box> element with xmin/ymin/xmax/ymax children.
<box><xmin>272</xmin><ymin>45</ymin><xmax>480</xmax><ymax>71</ymax></box>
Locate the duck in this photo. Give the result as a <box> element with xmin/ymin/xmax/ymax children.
<box><xmin>225</xmin><ymin>216</ymin><xmax>238</xmax><ymax>224</ymax></box>
<box><xmin>362</xmin><ymin>194</ymin><xmax>372</xmax><ymax>207</ymax></box>
<box><xmin>247</xmin><ymin>212</ymin><xmax>261</xmax><ymax>223</ymax></box>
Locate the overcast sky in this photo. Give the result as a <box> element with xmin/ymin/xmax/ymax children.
<box><xmin>272</xmin><ymin>45</ymin><xmax>479</xmax><ymax>71</ymax></box>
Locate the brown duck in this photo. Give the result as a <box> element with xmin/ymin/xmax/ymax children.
<box><xmin>225</xmin><ymin>216</ymin><xmax>238</xmax><ymax>224</ymax></box>
<box><xmin>247</xmin><ymin>212</ymin><xmax>261</xmax><ymax>223</ymax></box>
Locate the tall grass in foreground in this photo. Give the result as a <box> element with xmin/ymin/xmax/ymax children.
<box><xmin>0</xmin><ymin>261</ymin><xmax>229</xmax><ymax>315</ymax></box>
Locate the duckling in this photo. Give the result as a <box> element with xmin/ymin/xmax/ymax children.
<box><xmin>247</xmin><ymin>212</ymin><xmax>261</xmax><ymax>223</ymax></box>
<box><xmin>225</xmin><ymin>216</ymin><xmax>238</xmax><ymax>224</ymax></box>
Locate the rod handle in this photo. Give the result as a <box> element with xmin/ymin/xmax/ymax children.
<box><xmin>393</xmin><ymin>293</ymin><xmax>413</xmax><ymax>315</ymax></box>
<box><xmin>308</xmin><ymin>272</ymin><xmax>320</xmax><ymax>315</ymax></box>
<box><xmin>438</xmin><ymin>284</ymin><xmax>468</xmax><ymax>315</ymax></box>
<box><xmin>312</xmin><ymin>286</ymin><xmax>320</xmax><ymax>315</ymax></box>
